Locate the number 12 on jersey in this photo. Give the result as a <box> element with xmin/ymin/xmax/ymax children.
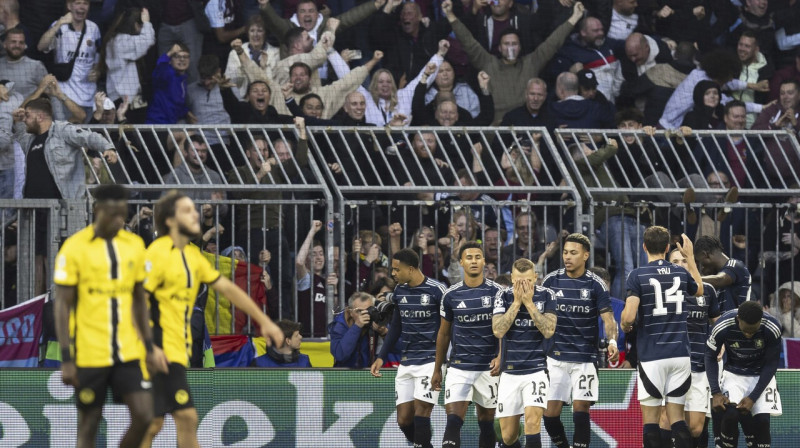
<box><xmin>650</xmin><ymin>277</ymin><xmax>684</xmax><ymax>316</ymax></box>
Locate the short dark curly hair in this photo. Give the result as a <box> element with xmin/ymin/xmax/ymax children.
<box><xmin>699</xmin><ymin>49</ymin><xmax>742</xmax><ymax>84</ymax></box>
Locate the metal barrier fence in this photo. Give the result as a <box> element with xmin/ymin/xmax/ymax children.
<box><xmin>82</xmin><ymin>124</ymin><xmax>336</xmax><ymax>336</ymax></box>
<box><xmin>554</xmin><ymin>128</ymin><xmax>800</xmax><ymax>337</ymax></box>
<box><xmin>307</xmin><ymin>126</ymin><xmax>581</xmax><ymax>313</ymax></box>
<box><xmin>4</xmin><ymin>125</ymin><xmax>800</xmax><ymax>339</ymax></box>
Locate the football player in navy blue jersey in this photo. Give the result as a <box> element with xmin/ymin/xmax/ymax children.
<box><xmin>705</xmin><ymin>301</ymin><xmax>783</xmax><ymax>448</ymax></box>
<box><xmin>492</xmin><ymin>258</ymin><xmax>557</xmax><ymax>448</ymax></box>
<box><xmin>541</xmin><ymin>233</ymin><xmax>619</xmax><ymax>448</ymax></box>
<box><xmin>370</xmin><ymin>249</ymin><xmax>447</xmax><ymax>448</ymax></box>
<box><xmin>621</xmin><ymin>226</ymin><xmax>704</xmax><ymax>448</ymax></box>
<box><xmin>694</xmin><ymin>235</ymin><xmax>753</xmax><ymax>313</ymax></box>
<box><xmin>431</xmin><ymin>242</ymin><xmax>504</xmax><ymax>448</ymax></box>
<box><xmin>667</xmin><ymin>247</ymin><xmax>721</xmax><ymax>447</ymax></box>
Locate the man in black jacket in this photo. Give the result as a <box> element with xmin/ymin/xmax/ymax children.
<box><xmin>221</xmin><ymin>79</ymin><xmax>294</xmax><ymax>125</ymax></box>
<box><xmin>462</xmin><ymin>0</ymin><xmax>542</xmax><ymax>57</ymax></box>
<box><xmin>369</xmin><ymin>0</ymin><xmax>454</xmax><ymax>84</ymax></box>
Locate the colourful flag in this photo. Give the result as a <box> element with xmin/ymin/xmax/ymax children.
<box><xmin>211</xmin><ymin>335</ymin><xmax>255</xmax><ymax>367</ymax></box>
<box><xmin>0</xmin><ymin>294</ymin><xmax>46</xmax><ymax>367</ymax></box>
<box><xmin>784</xmin><ymin>338</ymin><xmax>800</xmax><ymax>368</ymax></box>
<box><xmin>203</xmin><ymin>326</ymin><xmax>215</xmax><ymax>368</ymax></box>
<box><xmin>203</xmin><ymin>252</ymin><xmax>237</xmax><ymax>335</ymax></box>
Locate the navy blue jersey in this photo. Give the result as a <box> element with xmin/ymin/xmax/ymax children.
<box><xmin>686</xmin><ymin>283</ymin><xmax>721</xmax><ymax>372</ymax></box>
<box><xmin>493</xmin><ymin>285</ymin><xmax>557</xmax><ymax>375</ymax></box>
<box><xmin>542</xmin><ymin>269</ymin><xmax>612</xmax><ymax>363</ymax></box>
<box><xmin>706</xmin><ymin>310</ymin><xmax>782</xmax><ymax>377</ymax></box>
<box><xmin>392</xmin><ymin>277</ymin><xmax>447</xmax><ymax>366</ymax></box>
<box><xmin>717</xmin><ymin>258</ymin><xmax>752</xmax><ymax>312</ymax></box>
<box><xmin>626</xmin><ymin>259</ymin><xmax>699</xmax><ymax>362</ymax></box>
<box><xmin>441</xmin><ymin>280</ymin><xmax>504</xmax><ymax>371</ymax></box>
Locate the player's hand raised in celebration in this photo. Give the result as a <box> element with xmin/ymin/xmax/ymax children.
<box><xmin>711</xmin><ymin>392</ymin><xmax>730</xmax><ymax>413</ymax></box>
<box><xmin>370</xmin><ymin>357</ymin><xmax>384</xmax><ymax>377</ymax></box>
<box><xmin>676</xmin><ymin>233</ymin><xmax>695</xmax><ymax>260</ymax></box>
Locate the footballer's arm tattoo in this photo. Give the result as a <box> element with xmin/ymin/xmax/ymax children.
<box><xmin>529</xmin><ymin>306</ymin><xmax>556</xmax><ymax>338</ymax></box>
<box><xmin>492</xmin><ymin>301</ymin><xmax>521</xmax><ymax>338</ymax></box>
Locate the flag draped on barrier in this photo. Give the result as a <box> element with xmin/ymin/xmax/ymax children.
<box><xmin>0</xmin><ymin>294</ymin><xmax>46</xmax><ymax>367</ymax></box>
<box><xmin>203</xmin><ymin>252</ymin><xmax>237</xmax><ymax>335</ymax></box>
<box><xmin>211</xmin><ymin>335</ymin><xmax>255</xmax><ymax>367</ymax></box>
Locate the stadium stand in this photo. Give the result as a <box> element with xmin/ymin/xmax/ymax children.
<box><xmin>1</xmin><ymin>0</ymin><xmax>800</xmax><ymax>444</ymax></box>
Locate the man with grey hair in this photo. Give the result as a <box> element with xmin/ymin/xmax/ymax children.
<box><xmin>329</xmin><ymin>291</ymin><xmax>388</xmax><ymax>368</ymax></box>
<box><xmin>547</xmin><ymin>71</ymin><xmax>614</xmax><ymax>129</ymax></box>
<box><xmin>501</xmin><ymin>78</ymin><xmax>550</xmax><ymax>126</ymax></box>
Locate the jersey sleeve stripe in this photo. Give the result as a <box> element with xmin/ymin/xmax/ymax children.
<box><xmin>710</xmin><ymin>317</ymin><xmax>737</xmax><ymax>339</ymax></box>
<box><xmin>586</xmin><ymin>271</ymin><xmax>609</xmax><ymax>291</ymax></box>
<box><xmin>541</xmin><ymin>269</ymin><xmax>561</xmax><ymax>283</ymax></box>
<box><xmin>764</xmin><ymin>320</ymin><xmax>782</xmax><ymax>339</ymax></box>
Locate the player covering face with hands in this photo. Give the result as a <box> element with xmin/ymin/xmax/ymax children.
<box><xmin>492</xmin><ymin>258</ymin><xmax>557</xmax><ymax>448</ymax></box>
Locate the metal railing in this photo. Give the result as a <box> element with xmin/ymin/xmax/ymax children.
<box><xmin>307</xmin><ymin>126</ymin><xmax>581</xmax><ymax>307</ymax></box>
<box><xmin>5</xmin><ymin>125</ymin><xmax>800</xmax><ymax>339</ymax></box>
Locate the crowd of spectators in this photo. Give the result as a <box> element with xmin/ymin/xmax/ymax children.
<box><xmin>1</xmin><ymin>0</ymin><xmax>800</xmax><ymax>353</ymax></box>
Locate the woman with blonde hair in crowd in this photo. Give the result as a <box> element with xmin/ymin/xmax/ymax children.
<box><xmin>328</xmin><ymin>39</ymin><xmax>450</xmax><ymax>125</ymax></box>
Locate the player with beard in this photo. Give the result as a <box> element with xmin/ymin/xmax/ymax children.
<box><xmin>140</xmin><ymin>190</ymin><xmax>283</xmax><ymax>447</ymax></box>
<box><xmin>431</xmin><ymin>242</ymin><xmax>503</xmax><ymax>448</ymax></box>
<box><xmin>541</xmin><ymin>233</ymin><xmax>618</xmax><ymax>448</ymax></box>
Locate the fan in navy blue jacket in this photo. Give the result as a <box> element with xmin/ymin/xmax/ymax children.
<box><xmin>329</xmin><ymin>292</ymin><xmax>386</xmax><ymax>368</ymax></box>
<box><xmin>547</xmin><ymin>71</ymin><xmax>615</xmax><ymax>130</ymax></box>
<box><xmin>252</xmin><ymin>320</ymin><xmax>312</xmax><ymax>368</ymax></box>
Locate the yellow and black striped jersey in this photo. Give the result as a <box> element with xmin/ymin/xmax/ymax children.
<box><xmin>143</xmin><ymin>237</ymin><xmax>220</xmax><ymax>366</ymax></box>
<box><xmin>54</xmin><ymin>226</ymin><xmax>147</xmax><ymax>368</ymax></box>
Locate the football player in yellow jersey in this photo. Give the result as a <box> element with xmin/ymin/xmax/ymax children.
<box><xmin>53</xmin><ymin>184</ymin><xmax>169</xmax><ymax>448</ymax></box>
<box><xmin>140</xmin><ymin>190</ymin><xmax>284</xmax><ymax>448</ymax></box>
